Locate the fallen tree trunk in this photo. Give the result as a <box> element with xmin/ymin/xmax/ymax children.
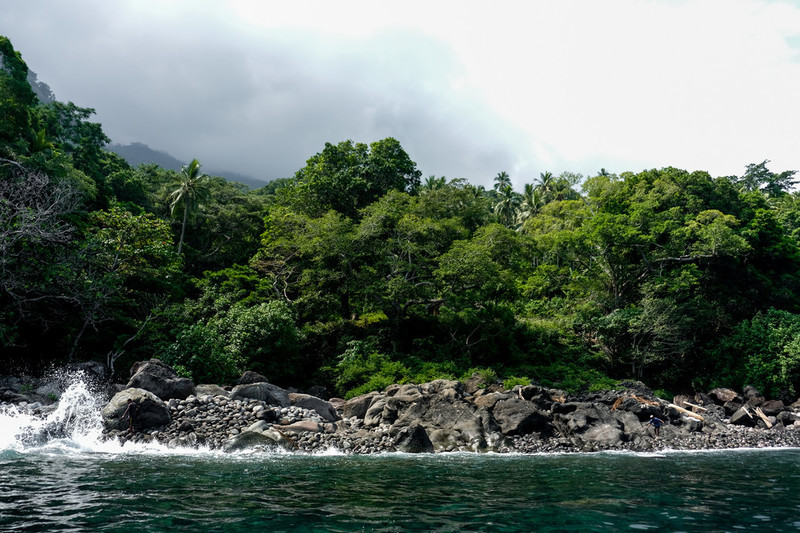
<box><xmin>669</xmin><ymin>403</ymin><xmax>705</xmax><ymax>421</ymax></box>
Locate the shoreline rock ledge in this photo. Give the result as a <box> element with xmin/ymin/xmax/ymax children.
<box><xmin>4</xmin><ymin>360</ymin><xmax>800</xmax><ymax>454</ymax></box>
<box><xmin>92</xmin><ymin>360</ymin><xmax>800</xmax><ymax>454</ymax></box>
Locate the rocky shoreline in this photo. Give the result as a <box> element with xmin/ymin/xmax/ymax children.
<box><xmin>4</xmin><ymin>360</ymin><xmax>800</xmax><ymax>455</ymax></box>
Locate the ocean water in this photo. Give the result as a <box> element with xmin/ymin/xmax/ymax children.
<box><xmin>2</xmin><ymin>381</ymin><xmax>800</xmax><ymax>532</ymax></box>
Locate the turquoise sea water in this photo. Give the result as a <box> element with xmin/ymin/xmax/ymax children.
<box><xmin>2</xmin><ymin>382</ymin><xmax>800</xmax><ymax>532</ymax></box>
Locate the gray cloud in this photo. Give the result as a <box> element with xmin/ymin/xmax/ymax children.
<box><xmin>1</xmin><ymin>2</ymin><xmax>532</xmax><ymax>187</ymax></box>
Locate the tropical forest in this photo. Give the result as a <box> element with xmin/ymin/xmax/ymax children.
<box><xmin>3</xmin><ymin>36</ymin><xmax>800</xmax><ymax>402</ymax></box>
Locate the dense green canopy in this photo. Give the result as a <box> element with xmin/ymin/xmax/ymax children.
<box><xmin>2</xmin><ymin>36</ymin><xmax>800</xmax><ymax>400</ymax></box>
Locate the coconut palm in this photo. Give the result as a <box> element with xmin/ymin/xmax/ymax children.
<box><xmin>421</xmin><ymin>174</ymin><xmax>447</xmax><ymax>193</ymax></box>
<box><xmin>494</xmin><ymin>171</ymin><xmax>512</xmax><ymax>192</ymax></box>
<box><xmin>169</xmin><ymin>158</ymin><xmax>210</xmax><ymax>254</ymax></box>
<box><xmin>493</xmin><ymin>184</ymin><xmax>520</xmax><ymax>228</ymax></box>
<box><xmin>518</xmin><ymin>183</ymin><xmax>545</xmax><ymax>224</ymax></box>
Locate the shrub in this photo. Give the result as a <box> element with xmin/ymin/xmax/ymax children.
<box><xmin>157</xmin><ymin>323</ymin><xmax>243</xmax><ymax>385</ymax></box>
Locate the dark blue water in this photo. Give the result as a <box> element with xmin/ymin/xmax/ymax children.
<box><xmin>2</xmin><ymin>448</ymin><xmax>800</xmax><ymax>532</ymax></box>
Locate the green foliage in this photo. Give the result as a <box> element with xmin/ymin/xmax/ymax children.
<box><xmin>288</xmin><ymin>137</ymin><xmax>421</xmax><ymax>219</ymax></box>
<box><xmin>3</xmin><ymin>31</ymin><xmax>800</xmax><ymax>399</ymax></box>
<box><xmin>213</xmin><ymin>300</ymin><xmax>302</xmax><ymax>384</ymax></box>
<box><xmin>334</xmin><ymin>339</ymin><xmax>409</xmax><ymax>399</ymax></box>
<box><xmin>715</xmin><ymin>309</ymin><xmax>800</xmax><ymax>398</ymax></box>
<box><xmin>462</xmin><ymin>367</ymin><xmax>498</xmax><ymax>389</ymax></box>
<box><xmin>503</xmin><ymin>376</ymin><xmax>531</xmax><ymax>390</ymax></box>
<box><xmin>0</xmin><ymin>36</ymin><xmax>37</xmax><ymax>157</ymax></box>
<box><xmin>158</xmin><ymin>323</ymin><xmax>243</xmax><ymax>385</ymax></box>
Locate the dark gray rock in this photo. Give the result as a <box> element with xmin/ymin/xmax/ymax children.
<box><xmin>289</xmin><ymin>393</ymin><xmax>338</xmax><ymax>422</ymax></box>
<box><xmin>237</xmin><ymin>371</ymin><xmax>269</xmax><ymax>385</ymax></box>
<box><xmin>342</xmin><ymin>393</ymin><xmax>377</xmax><ymax>420</ymax></box>
<box><xmin>743</xmin><ymin>385</ymin><xmax>765</xmax><ymax>407</ymax></box>
<box><xmin>307</xmin><ymin>385</ymin><xmax>330</xmax><ymax>400</ymax></box>
<box><xmin>729</xmin><ymin>406</ymin><xmax>757</xmax><ymax>427</ymax></box>
<box><xmin>394</xmin><ymin>423</ymin><xmax>434</xmax><ymax>453</ymax></box>
<box><xmin>760</xmin><ymin>400</ymin><xmax>786</xmax><ymax>416</ymax></box>
<box><xmin>230</xmin><ymin>382</ymin><xmax>290</xmax><ymax>407</ymax></box>
<box><xmin>127</xmin><ymin>359</ymin><xmax>195</xmax><ymax>401</ymax></box>
<box><xmin>492</xmin><ymin>397</ymin><xmax>551</xmax><ymax>436</ymax></box>
<box><xmin>102</xmin><ymin>388</ymin><xmax>170</xmax><ymax>431</ymax></box>
<box><xmin>723</xmin><ymin>400</ymin><xmax>743</xmax><ymax>417</ymax></box>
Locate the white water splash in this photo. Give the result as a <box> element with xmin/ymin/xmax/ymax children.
<box><xmin>1</xmin><ymin>377</ymin><xmax>107</xmax><ymax>453</ymax></box>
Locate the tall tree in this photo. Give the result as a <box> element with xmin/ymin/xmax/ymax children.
<box><xmin>494</xmin><ymin>171</ymin><xmax>512</xmax><ymax>192</ymax></box>
<box><xmin>290</xmin><ymin>138</ymin><xmax>421</xmax><ymax>219</ymax></box>
<box><xmin>170</xmin><ymin>158</ymin><xmax>210</xmax><ymax>254</ymax></box>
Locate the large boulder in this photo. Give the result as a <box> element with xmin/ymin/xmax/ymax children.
<box><xmin>729</xmin><ymin>406</ymin><xmax>757</xmax><ymax>427</ymax></box>
<box><xmin>491</xmin><ymin>397</ymin><xmax>551</xmax><ymax>436</ymax></box>
<box><xmin>390</xmin><ymin>393</ymin><xmax>501</xmax><ymax>452</ymax></box>
<box><xmin>342</xmin><ymin>392</ymin><xmax>378</xmax><ymax>420</ymax></box>
<box><xmin>760</xmin><ymin>400</ymin><xmax>786</xmax><ymax>416</ymax></box>
<box><xmin>222</xmin><ymin>423</ymin><xmax>294</xmax><ymax>452</ymax></box>
<box><xmin>394</xmin><ymin>423</ymin><xmax>434</xmax><ymax>453</ymax></box>
<box><xmin>126</xmin><ymin>359</ymin><xmax>195</xmax><ymax>401</ymax></box>
<box><xmin>288</xmin><ymin>393</ymin><xmax>338</xmax><ymax>422</ymax></box>
<box><xmin>236</xmin><ymin>371</ymin><xmax>269</xmax><ymax>385</ymax></box>
<box><xmin>230</xmin><ymin>382</ymin><xmax>290</xmax><ymax>407</ymax></box>
<box><xmin>102</xmin><ymin>388</ymin><xmax>170</xmax><ymax>431</ymax></box>
<box><xmin>552</xmin><ymin>403</ymin><xmax>627</xmax><ymax>447</ymax></box>
<box><xmin>708</xmin><ymin>388</ymin><xmax>741</xmax><ymax>405</ymax></box>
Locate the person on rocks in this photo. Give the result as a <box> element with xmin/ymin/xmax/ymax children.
<box><xmin>648</xmin><ymin>415</ymin><xmax>665</xmax><ymax>438</ymax></box>
<box><xmin>122</xmin><ymin>399</ymin><xmax>138</xmax><ymax>435</ymax></box>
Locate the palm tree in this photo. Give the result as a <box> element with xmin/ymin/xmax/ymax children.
<box><xmin>518</xmin><ymin>183</ymin><xmax>544</xmax><ymax>225</ymax></box>
<box><xmin>421</xmin><ymin>174</ymin><xmax>447</xmax><ymax>193</ymax></box>
<box><xmin>535</xmin><ymin>171</ymin><xmax>555</xmax><ymax>202</ymax></box>
<box><xmin>493</xmin><ymin>185</ymin><xmax>520</xmax><ymax>228</ymax></box>
<box><xmin>494</xmin><ymin>171</ymin><xmax>512</xmax><ymax>192</ymax></box>
<box><xmin>169</xmin><ymin>158</ymin><xmax>210</xmax><ymax>254</ymax></box>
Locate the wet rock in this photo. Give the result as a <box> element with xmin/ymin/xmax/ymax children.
<box><xmin>492</xmin><ymin>397</ymin><xmax>551</xmax><ymax>436</ymax></box>
<box><xmin>102</xmin><ymin>388</ymin><xmax>170</xmax><ymax>431</ymax></box>
<box><xmin>222</xmin><ymin>428</ymin><xmax>293</xmax><ymax>452</ymax></box>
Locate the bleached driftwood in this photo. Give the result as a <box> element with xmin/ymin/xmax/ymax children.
<box><xmin>668</xmin><ymin>403</ymin><xmax>705</xmax><ymax>421</ymax></box>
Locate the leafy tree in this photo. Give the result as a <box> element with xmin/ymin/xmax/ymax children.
<box><xmin>493</xmin><ymin>171</ymin><xmax>512</xmax><ymax>192</ymax></box>
<box><xmin>288</xmin><ymin>138</ymin><xmax>421</xmax><ymax>218</ymax></box>
<box><xmin>213</xmin><ymin>300</ymin><xmax>302</xmax><ymax>384</ymax></box>
<box><xmin>67</xmin><ymin>207</ymin><xmax>180</xmax><ymax>360</ymax></box>
<box><xmin>737</xmin><ymin>160</ymin><xmax>797</xmax><ymax>197</ymax></box>
<box><xmin>715</xmin><ymin>309</ymin><xmax>800</xmax><ymax>398</ymax></box>
<box><xmin>0</xmin><ymin>37</ymin><xmax>37</xmax><ymax>158</ymax></box>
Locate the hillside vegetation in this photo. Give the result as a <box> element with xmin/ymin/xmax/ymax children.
<box><xmin>2</xmin><ymin>36</ymin><xmax>800</xmax><ymax>400</ymax></box>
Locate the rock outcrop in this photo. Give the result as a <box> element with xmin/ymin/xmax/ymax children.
<box><xmin>127</xmin><ymin>359</ymin><xmax>195</xmax><ymax>401</ymax></box>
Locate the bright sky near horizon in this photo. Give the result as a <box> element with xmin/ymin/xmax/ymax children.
<box><xmin>2</xmin><ymin>0</ymin><xmax>799</xmax><ymax>188</ymax></box>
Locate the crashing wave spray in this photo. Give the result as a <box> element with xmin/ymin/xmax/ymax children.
<box><xmin>0</xmin><ymin>373</ymin><xmax>107</xmax><ymax>452</ymax></box>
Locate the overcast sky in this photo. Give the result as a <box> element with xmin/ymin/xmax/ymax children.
<box><xmin>2</xmin><ymin>0</ymin><xmax>800</xmax><ymax>189</ymax></box>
